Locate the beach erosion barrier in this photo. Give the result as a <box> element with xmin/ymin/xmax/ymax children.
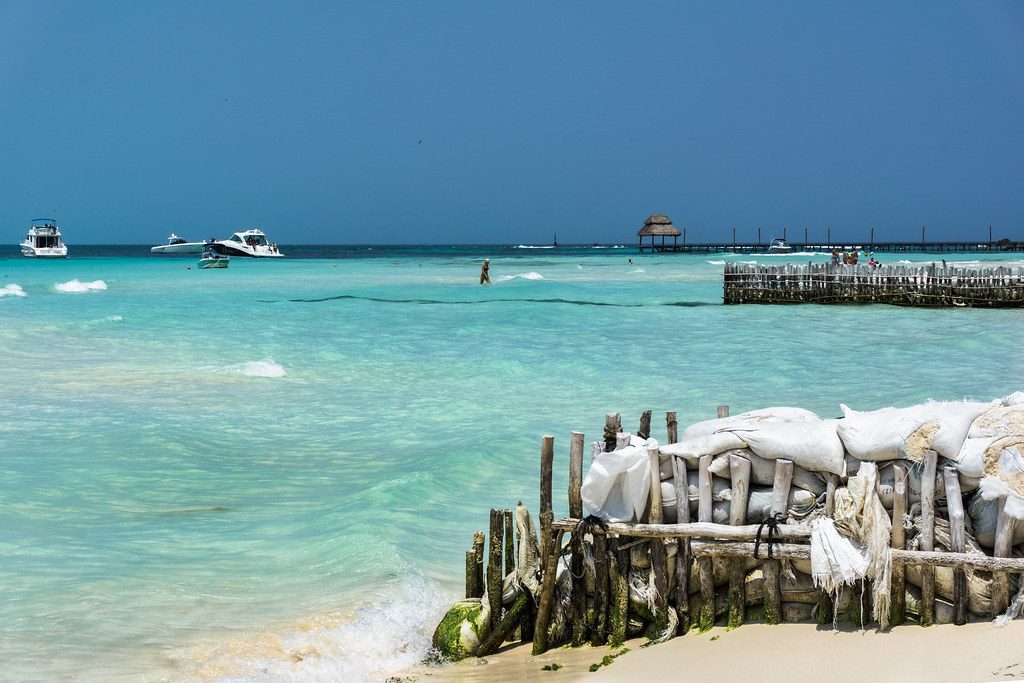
<box><xmin>723</xmin><ymin>262</ymin><xmax>1024</xmax><ymax>306</ymax></box>
<box><xmin>430</xmin><ymin>394</ymin><xmax>1024</xmax><ymax>662</ymax></box>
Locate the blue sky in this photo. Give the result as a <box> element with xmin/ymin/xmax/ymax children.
<box><xmin>1</xmin><ymin>1</ymin><xmax>1022</xmax><ymax>244</ymax></box>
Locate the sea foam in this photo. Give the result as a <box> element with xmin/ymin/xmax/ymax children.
<box><xmin>55</xmin><ymin>279</ymin><xmax>108</xmax><ymax>293</ymax></box>
<box><xmin>236</xmin><ymin>358</ymin><xmax>287</xmax><ymax>377</ymax></box>
<box><xmin>174</xmin><ymin>572</ymin><xmax>449</xmax><ymax>682</ymax></box>
<box><xmin>0</xmin><ymin>283</ymin><xmax>27</xmax><ymax>297</ymax></box>
<box><xmin>499</xmin><ymin>272</ymin><xmax>544</xmax><ymax>281</ymax></box>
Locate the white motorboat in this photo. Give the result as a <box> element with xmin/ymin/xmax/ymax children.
<box><xmin>20</xmin><ymin>218</ymin><xmax>68</xmax><ymax>258</ymax></box>
<box><xmin>211</xmin><ymin>229</ymin><xmax>283</xmax><ymax>258</ymax></box>
<box><xmin>151</xmin><ymin>233</ymin><xmax>207</xmax><ymax>254</ymax></box>
<box><xmin>767</xmin><ymin>238</ymin><xmax>792</xmax><ymax>253</ymax></box>
<box><xmin>198</xmin><ymin>249</ymin><xmax>230</xmax><ymax>269</ymax></box>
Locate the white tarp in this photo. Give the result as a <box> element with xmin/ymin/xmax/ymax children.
<box><xmin>581</xmin><ymin>435</ymin><xmax>659</xmax><ymax>522</ymax></box>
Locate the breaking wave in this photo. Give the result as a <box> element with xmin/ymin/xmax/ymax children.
<box><xmin>499</xmin><ymin>272</ymin><xmax>544</xmax><ymax>281</ymax></box>
<box><xmin>512</xmin><ymin>245</ymin><xmax>554</xmax><ymax>249</ymax></box>
<box><xmin>55</xmin><ymin>279</ymin><xmax>108</xmax><ymax>293</ymax></box>
<box><xmin>0</xmin><ymin>283</ymin><xmax>27</xmax><ymax>298</ymax></box>
<box><xmin>172</xmin><ymin>571</ymin><xmax>450</xmax><ymax>683</ymax></box>
<box><xmin>706</xmin><ymin>260</ymin><xmax>726</xmax><ymax>266</ymax></box>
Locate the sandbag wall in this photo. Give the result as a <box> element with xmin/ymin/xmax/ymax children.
<box><xmin>434</xmin><ymin>394</ymin><xmax>1024</xmax><ymax>661</ymax></box>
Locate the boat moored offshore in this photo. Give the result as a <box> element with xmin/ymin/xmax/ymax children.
<box><xmin>151</xmin><ymin>234</ymin><xmax>207</xmax><ymax>254</ymax></box>
<box><xmin>20</xmin><ymin>218</ymin><xmax>68</xmax><ymax>258</ymax></box>
<box><xmin>211</xmin><ymin>229</ymin><xmax>283</xmax><ymax>258</ymax></box>
<box><xmin>766</xmin><ymin>237</ymin><xmax>793</xmax><ymax>253</ymax></box>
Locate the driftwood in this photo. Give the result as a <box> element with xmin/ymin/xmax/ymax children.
<box><xmin>477</xmin><ymin>594</ymin><xmax>528</xmax><ymax>656</ymax></box>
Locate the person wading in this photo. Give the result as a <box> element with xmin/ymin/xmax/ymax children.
<box><xmin>480</xmin><ymin>258</ymin><xmax>491</xmax><ymax>285</ymax></box>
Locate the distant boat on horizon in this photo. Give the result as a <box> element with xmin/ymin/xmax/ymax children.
<box><xmin>20</xmin><ymin>218</ymin><xmax>68</xmax><ymax>258</ymax></box>
<box><xmin>553</xmin><ymin>233</ymin><xmax>558</xmax><ymax>247</ymax></box>
<box><xmin>151</xmin><ymin>234</ymin><xmax>206</xmax><ymax>254</ymax></box>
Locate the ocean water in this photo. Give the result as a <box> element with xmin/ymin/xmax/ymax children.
<box><xmin>1</xmin><ymin>244</ymin><xmax>1023</xmax><ymax>681</ymax></box>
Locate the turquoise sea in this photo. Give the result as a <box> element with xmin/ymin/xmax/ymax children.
<box><xmin>2</xmin><ymin>244</ymin><xmax>1022</xmax><ymax>681</ymax></box>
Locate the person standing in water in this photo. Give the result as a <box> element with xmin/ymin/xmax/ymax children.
<box><xmin>480</xmin><ymin>258</ymin><xmax>491</xmax><ymax>285</ymax></box>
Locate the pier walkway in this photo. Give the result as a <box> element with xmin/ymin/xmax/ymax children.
<box><xmin>723</xmin><ymin>262</ymin><xmax>1024</xmax><ymax>307</ymax></box>
<box><xmin>640</xmin><ymin>240</ymin><xmax>1018</xmax><ymax>254</ymax></box>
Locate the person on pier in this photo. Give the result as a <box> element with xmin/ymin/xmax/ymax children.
<box><xmin>831</xmin><ymin>248</ymin><xmax>840</xmax><ymax>266</ymax></box>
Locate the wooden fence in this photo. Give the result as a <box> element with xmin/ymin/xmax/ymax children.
<box><xmin>723</xmin><ymin>262</ymin><xmax>1024</xmax><ymax>306</ymax></box>
<box><xmin>458</xmin><ymin>407</ymin><xmax>1024</xmax><ymax>657</ymax></box>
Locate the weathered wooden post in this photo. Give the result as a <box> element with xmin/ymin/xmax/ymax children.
<box><xmin>540</xmin><ymin>435</ymin><xmax>555</xmax><ymax>570</ymax></box>
<box><xmin>568</xmin><ymin>432</ymin><xmax>587</xmax><ymax>646</ymax></box>
<box><xmin>532</xmin><ymin>528</ymin><xmax>566</xmax><ymax>655</ymax></box>
<box><xmin>591</xmin><ymin>528</ymin><xmax>609</xmax><ymax>646</ymax></box>
<box><xmin>763</xmin><ymin>459</ymin><xmax>793</xmax><ymax>625</ymax></box>
<box><xmin>471</xmin><ymin>531</ymin><xmax>485</xmax><ymax>599</ymax></box>
<box><xmin>671</xmin><ymin>452</ymin><xmax>691</xmax><ymax>633</ymax></box>
<box><xmin>608</xmin><ymin>536</ymin><xmax>629</xmax><ymax>647</ymax></box>
<box><xmin>919</xmin><ymin>450</ymin><xmax>938</xmax><ymax>627</ymax></box>
<box><xmin>717</xmin><ymin>404</ymin><xmax>730</xmax><ymax>419</ymax></box>
<box><xmin>647</xmin><ymin>445</ymin><xmax>670</xmax><ymax>636</ymax></box>
<box><xmin>992</xmin><ymin>497</ymin><xmax>1013</xmax><ymax>617</ymax></box>
<box><xmin>666</xmin><ymin>411</ymin><xmax>678</xmax><ymax>444</ymax></box>
<box><xmin>728</xmin><ymin>454</ymin><xmax>751</xmax><ymax>629</ymax></box>
<box><xmin>487</xmin><ymin>509</ymin><xmax>504</xmax><ymax>624</ymax></box>
<box><xmin>697</xmin><ymin>453</ymin><xmax>715</xmax><ymax>631</ymax></box>
<box><xmin>604</xmin><ymin>413</ymin><xmax>621</xmax><ymax>453</ymax></box>
<box><xmin>466</xmin><ymin>548</ymin><xmax>479</xmax><ymax>599</ymax></box>
<box><xmin>503</xmin><ymin>509</ymin><xmax>515</xmax><ymax>576</ymax></box>
<box><xmin>942</xmin><ymin>466</ymin><xmax>968</xmax><ymax>625</ymax></box>
<box><xmin>638</xmin><ymin>409</ymin><xmax>652</xmax><ymax>440</ymax></box>
<box><xmin>888</xmin><ymin>464</ymin><xmax>908</xmax><ymax>627</ymax></box>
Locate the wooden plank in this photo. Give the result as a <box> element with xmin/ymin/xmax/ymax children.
<box><xmin>942</xmin><ymin>465</ymin><xmax>968</xmax><ymax>625</ymax></box>
<box><xmin>551</xmin><ymin>519</ymin><xmax>811</xmax><ymax>541</ymax></box>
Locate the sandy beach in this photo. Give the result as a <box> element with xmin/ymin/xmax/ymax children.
<box><xmin>422</xmin><ymin>622</ymin><xmax>1024</xmax><ymax>682</ymax></box>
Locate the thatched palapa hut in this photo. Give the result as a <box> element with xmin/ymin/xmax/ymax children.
<box><xmin>637</xmin><ymin>214</ymin><xmax>681</xmax><ymax>252</ymax></box>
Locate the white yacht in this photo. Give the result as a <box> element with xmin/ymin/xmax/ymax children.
<box><xmin>20</xmin><ymin>218</ymin><xmax>68</xmax><ymax>258</ymax></box>
<box><xmin>766</xmin><ymin>237</ymin><xmax>792</xmax><ymax>253</ymax></box>
<box><xmin>211</xmin><ymin>229</ymin><xmax>283</xmax><ymax>258</ymax></box>
<box><xmin>151</xmin><ymin>234</ymin><xmax>207</xmax><ymax>254</ymax></box>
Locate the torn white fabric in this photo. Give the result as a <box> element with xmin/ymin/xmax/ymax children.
<box><xmin>581</xmin><ymin>435</ymin><xmax>658</xmax><ymax>522</ymax></box>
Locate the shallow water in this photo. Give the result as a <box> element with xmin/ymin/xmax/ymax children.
<box><xmin>1</xmin><ymin>246</ymin><xmax>1022</xmax><ymax>680</ymax></box>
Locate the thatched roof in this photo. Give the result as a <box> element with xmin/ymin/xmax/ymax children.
<box><xmin>636</xmin><ymin>214</ymin><xmax>681</xmax><ymax>237</ymax></box>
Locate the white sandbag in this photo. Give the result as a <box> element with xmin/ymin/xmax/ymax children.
<box><xmin>875</xmin><ymin>460</ymin><xmax>945</xmax><ymax>509</ymax></box>
<box><xmin>744</xmin><ymin>486</ymin><xmax>818</xmax><ymax>523</ymax></box>
<box><xmin>658</xmin><ymin>432</ymin><xmax>746</xmax><ymax>466</ymax></box>
<box><xmin>683</xmin><ymin>407</ymin><xmax>821</xmax><ymax>440</ymax></box>
<box><xmin>581</xmin><ymin>435</ymin><xmax>658</xmax><ymax>522</ymax></box>
<box><xmin>838</xmin><ymin>401</ymin><xmax>990</xmax><ymax>462</ymax></box>
<box><xmin>967</xmin><ymin>492</ymin><xmax>1024</xmax><ymax>548</ymax></box>
<box><xmin>707</xmin><ymin>448</ymin><xmax>827</xmax><ymax>495</ymax></box>
<box><xmin>660</xmin><ymin>481</ymin><xmax>678</xmax><ymax>524</ymax></box>
<box><xmin>724</xmin><ymin>419</ymin><xmax>845</xmax><ymax>476</ymax></box>
<box><xmin>968</xmin><ymin>401</ymin><xmax>1024</xmax><ymax>439</ymax></box>
<box><xmin>681</xmin><ymin>473</ymin><xmax>732</xmax><ymax>519</ymax></box>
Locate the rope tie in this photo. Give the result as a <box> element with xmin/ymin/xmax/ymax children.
<box><xmin>563</xmin><ymin>515</ymin><xmax>608</xmax><ymax>580</ymax></box>
<box><xmin>754</xmin><ymin>512</ymin><xmax>785</xmax><ymax>559</ymax></box>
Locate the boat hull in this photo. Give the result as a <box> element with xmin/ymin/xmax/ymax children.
<box><xmin>199</xmin><ymin>258</ymin><xmax>229</xmax><ymax>269</ymax></box>
<box><xmin>152</xmin><ymin>243</ymin><xmax>206</xmax><ymax>254</ymax></box>
<box><xmin>213</xmin><ymin>242</ymin><xmax>283</xmax><ymax>258</ymax></box>
<box><xmin>21</xmin><ymin>246</ymin><xmax>68</xmax><ymax>258</ymax></box>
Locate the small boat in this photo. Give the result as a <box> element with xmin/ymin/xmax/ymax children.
<box><xmin>151</xmin><ymin>233</ymin><xmax>207</xmax><ymax>254</ymax></box>
<box><xmin>198</xmin><ymin>249</ymin><xmax>229</xmax><ymax>269</ymax></box>
<box><xmin>767</xmin><ymin>238</ymin><xmax>792</xmax><ymax>253</ymax></box>
<box><xmin>20</xmin><ymin>218</ymin><xmax>68</xmax><ymax>258</ymax></box>
<box><xmin>211</xmin><ymin>229</ymin><xmax>283</xmax><ymax>258</ymax></box>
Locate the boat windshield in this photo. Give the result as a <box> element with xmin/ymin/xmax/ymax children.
<box><xmin>243</xmin><ymin>233</ymin><xmax>268</xmax><ymax>247</ymax></box>
<box><xmin>32</xmin><ymin>234</ymin><xmax>61</xmax><ymax>248</ymax></box>
<box><xmin>169</xmin><ymin>236</ymin><xmax>186</xmax><ymax>244</ymax></box>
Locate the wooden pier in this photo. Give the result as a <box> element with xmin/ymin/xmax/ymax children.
<box><xmin>639</xmin><ymin>241</ymin><xmax>1022</xmax><ymax>254</ymax></box>
<box><xmin>723</xmin><ymin>262</ymin><xmax>1024</xmax><ymax>307</ymax></box>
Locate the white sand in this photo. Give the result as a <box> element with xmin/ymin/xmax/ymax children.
<box><xmin>417</xmin><ymin>622</ymin><xmax>1024</xmax><ymax>682</ymax></box>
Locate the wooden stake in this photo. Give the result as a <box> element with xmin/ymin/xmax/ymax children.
<box><xmin>727</xmin><ymin>454</ymin><xmax>751</xmax><ymax>629</ymax></box>
<box><xmin>666</xmin><ymin>411</ymin><xmax>678</xmax><ymax>445</ymax></box>
<box><xmin>532</xmin><ymin>529</ymin><xmax>566</xmax><ymax>655</ymax></box>
<box><xmin>503</xmin><ymin>509</ymin><xmax>515</xmax><ymax>577</ymax></box>
<box><xmin>607</xmin><ymin>536</ymin><xmax>629</xmax><ymax>647</ymax></box>
<box><xmin>472</xmin><ymin>531</ymin><xmax>485</xmax><ymax>599</ymax></box>
<box><xmin>825</xmin><ymin>473</ymin><xmax>838</xmax><ymax>517</ymax></box>
<box><xmin>466</xmin><ymin>549</ymin><xmax>478</xmax><ymax>599</ymax></box>
<box><xmin>591</xmin><ymin>532</ymin><xmax>609</xmax><ymax>646</ymax></box>
<box><xmin>698</xmin><ymin>552</ymin><xmax>715</xmax><ymax>632</ymax></box>
<box><xmin>487</xmin><ymin>509</ymin><xmax>504</xmax><ymax>624</ymax></box>
<box><xmin>761</xmin><ymin>459</ymin><xmax>792</xmax><ymax>626</ymax></box>
<box><xmin>638</xmin><ymin>409</ymin><xmax>652</xmax><ymax>440</ymax></box>
<box><xmin>889</xmin><ymin>463</ymin><xmax>908</xmax><ymax>628</ymax></box>
<box><xmin>717</xmin><ymin>404</ymin><xmax>730</xmax><ymax>418</ymax></box>
<box><xmin>604</xmin><ymin>412</ymin><xmax>621</xmax><ymax>452</ymax></box>
<box><xmin>647</xmin><ymin>446</ymin><xmax>670</xmax><ymax>636</ymax></box>
<box><xmin>770</xmin><ymin>459</ymin><xmax>794</xmax><ymax>517</ymax></box>
<box><xmin>992</xmin><ymin>496</ymin><xmax>1013</xmax><ymax>617</ymax></box>
<box><xmin>919</xmin><ymin>450</ymin><xmax>937</xmax><ymax>627</ymax></box>
<box><xmin>568</xmin><ymin>431</ymin><xmax>587</xmax><ymax>646</ymax></box>
<box><xmin>698</xmin><ymin>454</ymin><xmax>713</xmax><ymax>523</ymax></box>
<box><xmin>671</xmin><ymin>453</ymin><xmax>691</xmax><ymax>633</ymax></box>
<box><xmin>942</xmin><ymin>466</ymin><xmax>968</xmax><ymax>625</ymax></box>
<box><xmin>540</xmin><ymin>435</ymin><xmax>554</xmax><ymax>570</ymax></box>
